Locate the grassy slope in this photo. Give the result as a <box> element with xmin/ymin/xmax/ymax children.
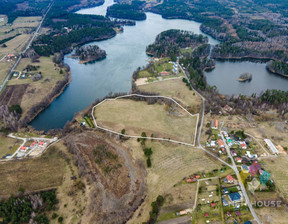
<box><xmin>0</xmin><ymin>135</ymin><xmax>22</xmax><ymax>157</ymax></box>
<box><xmin>0</xmin><ymin>145</ymin><xmax>66</xmax><ymax>196</ymax></box>
<box><xmin>94</xmin><ymin>98</ymin><xmax>197</xmax><ymax>144</ymax></box>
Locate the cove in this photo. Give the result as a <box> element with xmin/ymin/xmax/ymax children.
<box><xmin>30</xmin><ymin>4</ymin><xmax>218</xmax><ymax>131</ymax></box>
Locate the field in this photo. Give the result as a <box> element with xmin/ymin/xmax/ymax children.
<box><xmin>138</xmin><ymin>78</ymin><xmax>202</xmax><ymax>111</ymax></box>
<box><xmin>126</xmin><ymin>139</ymin><xmax>222</xmax><ymax>223</ymax></box>
<box><xmin>0</xmin><ymin>144</ymin><xmax>66</xmax><ymax>196</ymax></box>
<box><xmin>0</xmin><ymin>135</ymin><xmax>22</xmax><ymax>158</ymax></box>
<box><xmin>94</xmin><ymin>98</ymin><xmax>198</xmax><ymax>144</ymax></box>
<box><xmin>0</xmin><ymin>60</ymin><xmax>13</xmax><ymax>84</ymax></box>
<box><xmin>12</xmin><ymin>16</ymin><xmax>41</xmax><ymax>28</ymax></box>
<box><xmin>5</xmin><ymin>56</ymin><xmax>66</xmax><ymax>117</ymax></box>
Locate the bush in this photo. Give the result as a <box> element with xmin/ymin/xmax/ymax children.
<box><xmin>58</xmin><ymin>216</ymin><xmax>63</xmax><ymax>223</ymax></box>
<box><xmin>52</xmin><ymin>213</ymin><xmax>58</xmax><ymax>219</ymax></box>
<box><xmin>147</xmin><ymin>157</ymin><xmax>152</xmax><ymax>167</ymax></box>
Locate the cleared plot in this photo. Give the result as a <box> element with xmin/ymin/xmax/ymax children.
<box><xmin>263</xmin><ymin>157</ymin><xmax>288</xmax><ymax>198</ymax></box>
<box><xmin>255</xmin><ymin>206</ymin><xmax>288</xmax><ymax>224</ymax></box>
<box><xmin>0</xmin><ymin>144</ymin><xmax>66</xmax><ymax>196</ymax></box>
<box><xmin>0</xmin><ymin>34</ymin><xmax>31</xmax><ymax>53</ymax></box>
<box><xmin>94</xmin><ymin>98</ymin><xmax>197</xmax><ymax>144</ymax></box>
<box><xmin>126</xmin><ymin>140</ymin><xmax>222</xmax><ymax>223</ymax></box>
<box><xmin>12</xmin><ymin>16</ymin><xmax>41</xmax><ymax>28</ymax></box>
<box><xmin>0</xmin><ymin>135</ymin><xmax>22</xmax><ymax>158</ymax></box>
<box><xmin>0</xmin><ymin>60</ymin><xmax>13</xmax><ymax>84</ymax></box>
<box><xmin>138</xmin><ymin>78</ymin><xmax>201</xmax><ymax>110</ymax></box>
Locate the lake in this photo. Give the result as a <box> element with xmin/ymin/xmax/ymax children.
<box><xmin>30</xmin><ymin>3</ymin><xmax>218</xmax><ymax>131</ymax></box>
<box><xmin>205</xmin><ymin>60</ymin><xmax>288</xmax><ymax>96</ymax></box>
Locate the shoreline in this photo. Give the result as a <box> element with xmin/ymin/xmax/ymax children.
<box><xmin>266</xmin><ymin>65</ymin><xmax>288</xmax><ymax>78</ymax></box>
<box><xmin>23</xmin><ymin>72</ymin><xmax>72</xmax><ymax>128</ymax></box>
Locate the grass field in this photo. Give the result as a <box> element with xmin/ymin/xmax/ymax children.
<box><xmin>12</xmin><ymin>16</ymin><xmax>41</xmax><ymax>28</ymax></box>
<box><xmin>0</xmin><ymin>144</ymin><xmax>66</xmax><ymax>196</ymax></box>
<box><xmin>0</xmin><ymin>135</ymin><xmax>22</xmax><ymax>158</ymax></box>
<box><xmin>0</xmin><ymin>60</ymin><xmax>13</xmax><ymax>84</ymax></box>
<box><xmin>94</xmin><ymin>98</ymin><xmax>198</xmax><ymax>144</ymax></box>
<box><xmin>126</xmin><ymin>139</ymin><xmax>222</xmax><ymax>223</ymax></box>
<box><xmin>7</xmin><ymin>56</ymin><xmax>66</xmax><ymax>116</ymax></box>
<box><xmin>138</xmin><ymin>78</ymin><xmax>202</xmax><ymax>111</ymax></box>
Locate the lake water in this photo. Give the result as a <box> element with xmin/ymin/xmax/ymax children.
<box><xmin>205</xmin><ymin>60</ymin><xmax>288</xmax><ymax>96</ymax></box>
<box><xmin>30</xmin><ymin>3</ymin><xmax>218</xmax><ymax>131</ymax></box>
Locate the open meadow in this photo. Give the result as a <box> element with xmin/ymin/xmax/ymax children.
<box><xmin>0</xmin><ymin>144</ymin><xmax>66</xmax><ymax>196</ymax></box>
<box><xmin>94</xmin><ymin>98</ymin><xmax>198</xmax><ymax>144</ymax></box>
<box><xmin>138</xmin><ymin>78</ymin><xmax>202</xmax><ymax>112</ymax></box>
<box><xmin>0</xmin><ymin>135</ymin><xmax>22</xmax><ymax>158</ymax></box>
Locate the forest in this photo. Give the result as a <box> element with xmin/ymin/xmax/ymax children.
<box><xmin>74</xmin><ymin>45</ymin><xmax>107</xmax><ymax>63</ymax></box>
<box><xmin>106</xmin><ymin>1</ymin><xmax>146</xmax><ymax>21</ymax></box>
<box><xmin>267</xmin><ymin>60</ymin><xmax>288</xmax><ymax>76</ymax></box>
<box><xmin>146</xmin><ymin>29</ymin><xmax>207</xmax><ymax>59</ymax></box>
<box><xmin>0</xmin><ymin>190</ymin><xmax>58</xmax><ymax>224</ymax></box>
<box><xmin>33</xmin><ymin>27</ymin><xmax>115</xmax><ymax>56</ymax></box>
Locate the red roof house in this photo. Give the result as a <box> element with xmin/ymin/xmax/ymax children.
<box><xmin>39</xmin><ymin>142</ymin><xmax>45</xmax><ymax>146</ymax></box>
<box><xmin>249</xmin><ymin>161</ymin><xmax>261</xmax><ymax>176</ymax></box>
<box><xmin>20</xmin><ymin>146</ymin><xmax>26</xmax><ymax>151</ymax></box>
<box><xmin>218</xmin><ymin>139</ymin><xmax>224</xmax><ymax>148</ymax></box>
<box><xmin>211</xmin><ymin>202</ymin><xmax>216</xmax><ymax>207</ymax></box>
<box><xmin>225</xmin><ymin>174</ymin><xmax>234</xmax><ymax>184</ymax></box>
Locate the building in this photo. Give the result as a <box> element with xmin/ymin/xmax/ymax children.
<box><xmin>235</xmin><ymin>157</ymin><xmax>242</xmax><ymax>163</ymax></box>
<box><xmin>225</xmin><ymin>174</ymin><xmax>234</xmax><ymax>184</ymax></box>
<box><xmin>264</xmin><ymin>139</ymin><xmax>279</xmax><ymax>155</ymax></box>
<box><xmin>241</xmin><ymin>165</ymin><xmax>249</xmax><ymax>173</ymax></box>
<box><xmin>211</xmin><ymin>119</ymin><xmax>218</xmax><ymax>129</ymax></box>
<box><xmin>229</xmin><ymin>192</ymin><xmax>242</xmax><ymax>202</ymax></box>
<box><xmin>240</xmin><ymin>141</ymin><xmax>247</xmax><ymax>149</ymax></box>
<box><xmin>249</xmin><ymin>161</ymin><xmax>261</xmax><ymax>176</ymax></box>
<box><xmin>218</xmin><ymin>139</ymin><xmax>224</xmax><ymax>148</ymax></box>
<box><xmin>159</xmin><ymin>71</ymin><xmax>170</xmax><ymax>76</ymax></box>
<box><xmin>222</xmin><ymin>198</ymin><xmax>229</xmax><ymax>206</ymax></box>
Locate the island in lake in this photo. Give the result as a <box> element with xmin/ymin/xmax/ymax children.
<box><xmin>74</xmin><ymin>45</ymin><xmax>107</xmax><ymax>64</ymax></box>
<box><xmin>237</xmin><ymin>72</ymin><xmax>252</xmax><ymax>82</ymax></box>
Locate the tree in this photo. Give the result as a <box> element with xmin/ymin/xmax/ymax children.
<box><xmin>121</xmin><ymin>129</ymin><xmax>126</xmax><ymax>135</ymax></box>
<box><xmin>147</xmin><ymin>157</ymin><xmax>152</xmax><ymax>167</ymax></box>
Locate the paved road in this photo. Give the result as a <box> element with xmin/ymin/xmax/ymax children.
<box><xmin>0</xmin><ymin>0</ymin><xmax>54</xmax><ymax>93</ymax></box>
<box><xmin>220</xmin><ymin>132</ymin><xmax>261</xmax><ymax>224</ymax></box>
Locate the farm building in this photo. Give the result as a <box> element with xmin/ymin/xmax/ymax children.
<box><xmin>264</xmin><ymin>139</ymin><xmax>279</xmax><ymax>155</ymax></box>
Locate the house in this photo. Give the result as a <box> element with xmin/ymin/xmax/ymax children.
<box><xmin>227</xmin><ymin>211</ymin><xmax>231</xmax><ymax>217</ymax></box>
<box><xmin>227</xmin><ymin>138</ymin><xmax>233</xmax><ymax>146</ymax></box>
<box><xmin>159</xmin><ymin>71</ymin><xmax>170</xmax><ymax>76</ymax></box>
<box><xmin>240</xmin><ymin>141</ymin><xmax>247</xmax><ymax>149</ymax></box>
<box><xmin>218</xmin><ymin>139</ymin><xmax>224</xmax><ymax>148</ymax></box>
<box><xmin>210</xmin><ymin>141</ymin><xmax>216</xmax><ymax>147</ymax></box>
<box><xmin>249</xmin><ymin>161</ymin><xmax>261</xmax><ymax>176</ymax></box>
<box><xmin>210</xmin><ymin>202</ymin><xmax>216</xmax><ymax>207</ymax></box>
<box><xmin>20</xmin><ymin>146</ymin><xmax>26</xmax><ymax>151</ymax></box>
<box><xmin>221</xmin><ymin>147</ymin><xmax>225</xmax><ymax>153</ymax></box>
<box><xmin>246</xmin><ymin>151</ymin><xmax>257</xmax><ymax>159</ymax></box>
<box><xmin>241</xmin><ymin>165</ymin><xmax>249</xmax><ymax>173</ymax></box>
<box><xmin>204</xmin><ymin>213</ymin><xmax>209</xmax><ymax>217</ymax></box>
<box><xmin>225</xmin><ymin>175</ymin><xmax>234</xmax><ymax>184</ymax></box>
<box><xmin>231</xmin><ymin>150</ymin><xmax>237</xmax><ymax>157</ymax></box>
<box><xmin>244</xmin><ymin>221</ymin><xmax>252</xmax><ymax>224</ymax></box>
<box><xmin>211</xmin><ymin>119</ymin><xmax>218</xmax><ymax>129</ymax></box>
<box><xmin>39</xmin><ymin>142</ymin><xmax>46</xmax><ymax>146</ymax></box>
<box><xmin>235</xmin><ymin>211</ymin><xmax>241</xmax><ymax>216</ymax></box>
<box><xmin>229</xmin><ymin>192</ymin><xmax>241</xmax><ymax>202</ymax></box>
<box><xmin>195</xmin><ymin>175</ymin><xmax>200</xmax><ymax>179</ymax></box>
<box><xmin>223</xmin><ymin>188</ymin><xmax>229</xmax><ymax>194</ymax></box>
<box><xmin>222</xmin><ymin>198</ymin><xmax>229</xmax><ymax>206</ymax></box>
<box><xmin>223</xmin><ymin>131</ymin><xmax>229</xmax><ymax>138</ymax></box>
<box><xmin>235</xmin><ymin>157</ymin><xmax>242</xmax><ymax>163</ymax></box>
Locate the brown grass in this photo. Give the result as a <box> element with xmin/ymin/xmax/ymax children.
<box><xmin>0</xmin><ymin>135</ymin><xmax>22</xmax><ymax>157</ymax></box>
<box><xmin>138</xmin><ymin>78</ymin><xmax>201</xmax><ymax>111</ymax></box>
<box><xmin>125</xmin><ymin>139</ymin><xmax>222</xmax><ymax>223</ymax></box>
<box><xmin>0</xmin><ymin>144</ymin><xmax>66</xmax><ymax>196</ymax></box>
<box><xmin>94</xmin><ymin>98</ymin><xmax>197</xmax><ymax>144</ymax></box>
